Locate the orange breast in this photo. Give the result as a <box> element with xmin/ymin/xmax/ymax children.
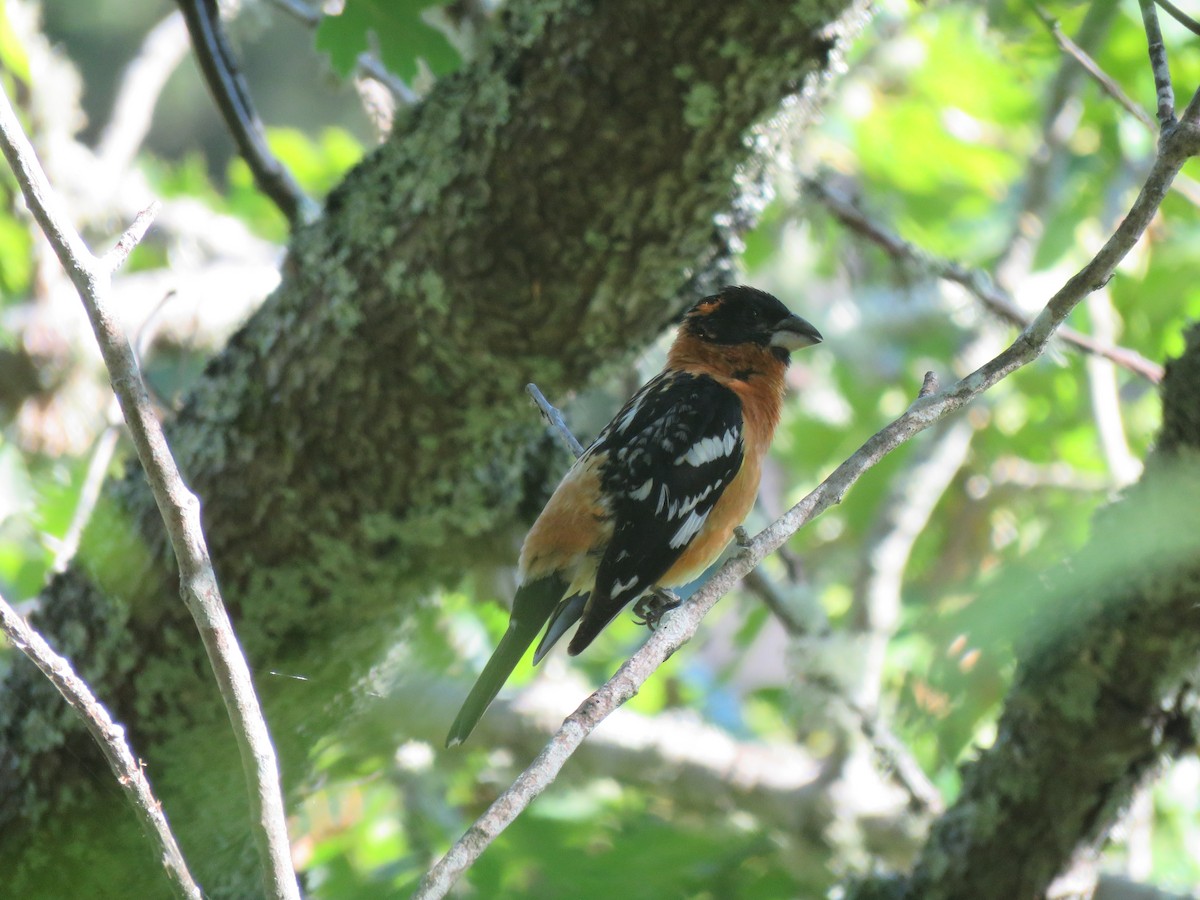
<box><xmin>658</xmin><ymin>452</ymin><xmax>761</xmax><ymax>586</ymax></box>
<box><xmin>657</xmin><ymin>359</ymin><xmax>783</xmax><ymax>588</ymax></box>
<box><xmin>519</xmin><ymin>453</ymin><xmax>611</xmax><ymax>584</ymax></box>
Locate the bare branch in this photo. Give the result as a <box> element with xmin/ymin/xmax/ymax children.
<box><xmin>414</xmin><ymin>95</ymin><xmax>1200</xmax><ymax>899</ymax></box>
<box><xmin>0</xmin><ymin>592</ymin><xmax>201</xmax><ymax>900</ymax></box>
<box><xmin>1086</xmin><ymin>291</ymin><xmax>1143</xmax><ymax>486</ymax></box>
<box><xmin>804</xmin><ymin>179</ymin><xmax>1166</xmax><ymax>383</ymax></box>
<box><xmin>804</xmin><ymin>673</ymin><xmax>944</xmax><ymax>815</ymax></box>
<box><xmin>0</xmin><ymin>85</ymin><xmax>302</xmax><ymax>900</ymax></box>
<box><xmin>1032</xmin><ymin>4</ymin><xmax>1156</xmax><ymax>132</ymax></box>
<box><xmin>849</xmin><ymin>417</ymin><xmax>975</xmax><ymax>707</ymax></box>
<box><xmin>998</xmin><ymin>1</ymin><xmax>1119</xmax><ymax>286</ymax></box>
<box><xmin>50</xmin><ymin>424</ymin><xmax>120</xmax><ymax>575</ymax></box>
<box><xmin>1029</xmin><ymin>3</ymin><xmax>1200</xmax><ymax>209</ymax></box>
<box><xmin>174</xmin><ymin>0</ymin><xmax>318</xmax><ymax>225</ymax></box>
<box><xmin>1155</xmin><ymin>0</ymin><xmax>1200</xmax><ymax>37</ymax></box>
<box><xmin>1139</xmin><ymin>0</ymin><xmax>1176</xmax><ymax>127</ymax></box>
<box><xmin>526</xmin><ymin>382</ymin><xmax>586</xmax><ymax>458</ymax></box>
<box><xmin>103</xmin><ymin>201</ymin><xmax>161</xmax><ymax>274</ymax></box>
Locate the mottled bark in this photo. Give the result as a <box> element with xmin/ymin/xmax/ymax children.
<box><xmin>0</xmin><ymin>0</ymin><xmax>863</xmax><ymax>895</ymax></box>
<box><xmin>848</xmin><ymin>323</ymin><xmax>1200</xmax><ymax>898</ymax></box>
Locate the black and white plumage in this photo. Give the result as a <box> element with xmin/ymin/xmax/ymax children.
<box><xmin>446</xmin><ymin>286</ymin><xmax>822</xmax><ymax>746</ymax></box>
<box><xmin>535</xmin><ymin>370</ymin><xmax>746</xmax><ymax>657</ymax></box>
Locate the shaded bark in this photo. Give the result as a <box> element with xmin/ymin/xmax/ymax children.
<box><xmin>0</xmin><ymin>0</ymin><xmax>864</xmax><ymax>895</ymax></box>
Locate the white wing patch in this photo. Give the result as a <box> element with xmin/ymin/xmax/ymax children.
<box><xmin>611</xmin><ymin>575</ymin><xmax>642</xmax><ymax>598</ymax></box>
<box><xmin>628</xmin><ymin>479</ymin><xmax>653</xmax><ymax>501</ymax></box>
<box><xmin>676</xmin><ymin>427</ymin><xmax>739</xmax><ymax>467</ymax></box>
<box><xmin>615</xmin><ymin>394</ymin><xmax>645</xmax><ymax>434</ymax></box>
<box><xmin>670</xmin><ymin>509</ymin><xmax>710</xmax><ymax>548</ymax></box>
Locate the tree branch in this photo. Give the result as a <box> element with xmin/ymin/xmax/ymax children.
<box><xmin>0</xmin><ymin>592</ymin><xmax>200</xmax><ymax>899</ymax></box>
<box><xmin>804</xmin><ymin>179</ymin><xmax>1166</xmax><ymax>383</ymax></box>
<box><xmin>1155</xmin><ymin>0</ymin><xmax>1200</xmax><ymax>38</ymax></box>
<box><xmin>1032</xmin><ymin>3</ymin><xmax>1156</xmax><ymax>133</ymax></box>
<box><xmin>414</xmin><ymin>85</ymin><xmax>1200</xmax><ymax>897</ymax></box>
<box><xmin>848</xmin><ymin>417</ymin><xmax>974</xmax><ymax>709</ymax></box>
<box><xmin>174</xmin><ymin>0</ymin><xmax>317</xmax><ymax>225</ymax></box>
<box><xmin>1140</xmin><ymin>0</ymin><xmax>1176</xmax><ymax>128</ymax></box>
<box><xmin>526</xmin><ymin>382</ymin><xmax>585</xmax><ymax>458</ymax></box>
<box><xmin>0</xmin><ymin>84</ymin><xmax>301</xmax><ymax>900</ymax></box>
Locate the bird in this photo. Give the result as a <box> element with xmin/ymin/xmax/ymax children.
<box><xmin>446</xmin><ymin>285</ymin><xmax>822</xmax><ymax>746</ymax></box>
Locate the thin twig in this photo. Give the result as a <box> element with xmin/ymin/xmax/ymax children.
<box><xmin>526</xmin><ymin>383</ymin><xmax>586</xmax><ymax>458</ymax></box>
<box><xmin>1030</xmin><ymin>3</ymin><xmax>1200</xmax><ymax>209</ymax></box>
<box><xmin>0</xmin><ymin>85</ymin><xmax>302</xmax><ymax>900</ymax></box>
<box><xmin>1156</xmin><ymin>0</ymin><xmax>1200</xmax><ymax>37</ymax></box>
<box><xmin>51</xmin><ymin>424</ymin><xmax>120</xmax><ymax>575</ymax></box>
<box><xmin>414</xmin><ymin>91</ymin><xmax>1200</xmax><ymax>900</ymax></box>
<box><xmin>174</xmin><ymin>0</ymin><xmax>318</xmax><ymax>225</ymax></box>
<box><xmin>848</xmin><ymin>417</ymin><xmax>975</xmax><ymax>707</ymax></box>
<box><xmin>999</xmin><ymin>1</ymin><xmax>1120</xmax><ymax>287</ymax></box>
<box><xmin>0</xmin><ymin>592</ymin><xmax>201</xmax><ymax>900</ymax></box>
<box><xmin>804</xmin><ymin>180</ymin><xmax>1166</xmax><ymax>383</ymax></box>
<box><xmin>104</xmin><ymin>201</ymin><xmax>161</xmax><ymax>273</ymax></box>
<box><xmin>1140</xmin><ymin>0</ymin><xmax>1176</xmax><ymax>128</ymax></box>
<box><xmin>805</xmin><ymin>672</ymin><xmax>944</xmax><ymax>815</ymax></box>
<box><xmin>1031</xmin><ymin>3</ymin><xmax>1156</xmax><ymax>132</ymax></box>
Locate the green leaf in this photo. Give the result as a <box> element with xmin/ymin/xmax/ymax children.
<box><xmin>315</xmin><ymin>0</ymin><xmax>461</xmax><ymax>84</ymax></box>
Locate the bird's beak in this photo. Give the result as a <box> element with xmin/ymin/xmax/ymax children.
<box><xmin>769</xmin><ymin>315</ymin><xmax>823</xmax><ymax>351</ymax></box>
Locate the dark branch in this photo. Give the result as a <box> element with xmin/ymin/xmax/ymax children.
<box><xmin>174</xmin><ymin>0</ymin><xmax>317</xmax><ymax>225</ymax></box>
<box><xmin>1139</xmin><ymin>0</ymin><xmax>1176</xmax><ymax>127</ymax></box>
<box><xmin>1155</xmin><ymin>0</ymin><xmax>1200</xmax><ymax>37</ymax></box>
<box><xmin>804</xmin><ymin>180</ymin><xmax>1165</xmax><ymax>383</ymax></box>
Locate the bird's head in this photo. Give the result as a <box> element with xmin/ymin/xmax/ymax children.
<box><xmin>679</xmin><ymin>286</ymin><xmax>822</xmax><ymax>366</ymax></box>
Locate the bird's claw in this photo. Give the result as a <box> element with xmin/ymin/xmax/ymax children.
<box><xmin>633</xmin><ymin>589</ymin><xmax>682</xmax><ymax>630</ymax></box>
<box><xmin>734</xmin><ymin>526</ymin><xmax>752</xmax><ymax>548</ymax></box>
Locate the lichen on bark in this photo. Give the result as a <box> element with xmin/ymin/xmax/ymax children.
<box><xmin>0</xmin><ymin>0</ymin><xmax>865</xmax><ymax>895</ymax></box>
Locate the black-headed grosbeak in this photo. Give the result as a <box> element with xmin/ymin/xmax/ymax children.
<box><xmin>447</xmin><ymin>286</ymin><xmax>821</xmax><ymax>746</ymax></box>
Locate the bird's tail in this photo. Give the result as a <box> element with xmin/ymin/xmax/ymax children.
<box><xmin>445</xmin><ymin>574</ymin><xmax>567</xmax><ymax>747</ymax></box>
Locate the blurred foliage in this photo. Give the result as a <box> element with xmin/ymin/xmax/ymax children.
<box><xmin>316</xmin><ymin>0</ymin><xmax>462</xmax><ymax>84</ymax></box>
<box><xmin>3</xmin><ymin>0</ymin><xmax>1200</xmax><ymax>896</ymax></box>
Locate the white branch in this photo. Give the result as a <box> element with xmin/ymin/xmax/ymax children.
<box><xmin>0</xmin><ymin>84</ymin><xmax>301</xmax><ymax>900</ymax></box>
<box><xmin>0</xmin><ymin>591</ymin><xmax>201</xmax><ymax>899</ymax></box>
<box><xmin>414</xmin><ymin>88</ymin><xmax>1200</xmax><ymax>900</ymax></box>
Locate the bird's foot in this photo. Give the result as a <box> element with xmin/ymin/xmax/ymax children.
<box><xmin>734</xmin><ymin>526</ymin><xmax>752</xmax><ymax>548</ymax></box>
<box><xmin>633</xmin><ymin>589</ymin><xmax>682</xmax><ymax>630</ymax></box>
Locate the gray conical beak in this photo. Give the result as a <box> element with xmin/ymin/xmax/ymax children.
<box><xmin>769</xmin><ymin>315</ymin><xmax>822</xmax><ymax>351</ymax></box>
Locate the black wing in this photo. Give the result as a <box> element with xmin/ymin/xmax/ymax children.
<box><xmin>567</xmin><ymin>370</ymin><xmax>744</xmax><ymax>653</ymax></box>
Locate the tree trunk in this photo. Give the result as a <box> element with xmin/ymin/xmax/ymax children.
<box><xmin>0</xmin><ymin>0</ymin><xmax>864</xmax><ymax>895</ymax></box>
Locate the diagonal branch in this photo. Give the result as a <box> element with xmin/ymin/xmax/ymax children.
<box><xmin>1032</xmin><ymin>3</ymin><xmax>1155</xmax><ymax>132</ymax></box>
<box><xmin>414</xmin><ymin>86</ymin><xmax>1200</xmax><ymax>900</ymax></box>
<box><xmin>1155</xmin><ymin>0</ymin><xmax>1200</xmax><ymax>37</ymax></box>
<box><xmin>0</xmin><ymin>85</ymin><xmax>302</xmax><ymax>900</ymax></box>
<box><xmin>804</xmin><ymin>179</ymin><xmax>1165</xmax><ymax>383</ymax></box>
<box><xmin>174</xmin><ymin>0</ymin><xmax>317</xmax><ymax>225</ymax></box>
<box><xmin>0</xmin><ymin>591</ymin><xmax>201</xmax><ymax>900</ymax></box>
